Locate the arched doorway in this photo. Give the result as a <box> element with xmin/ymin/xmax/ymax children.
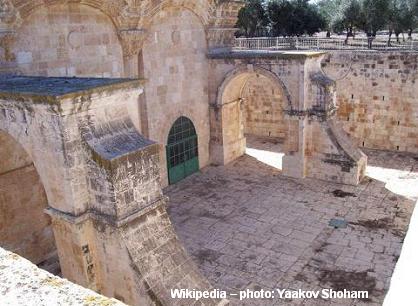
<box><xmin>0</xmin><ymin>131</ymin><xmax>60</xmax><ymax>275</ymax></box>
<box><xmin>166</xmin><ymin>117</ymin><xmax>199</xmax><ymax>184</ymax></box>
<box><xmin>211</xmin><ymin>66</ymin><xmax>291</xmax><ymax>168</ymax></box>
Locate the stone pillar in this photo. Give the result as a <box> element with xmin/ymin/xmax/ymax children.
<box><xmin>46</xmin><ymin>212</ymin><xmax>98</xmax><ymax>290</ymax></box>
<box><xmin>210</xmin><ymin>98</ymin><xmax>246</xmax><ymax>165</ymax></box>
<box><xmin>282</xmin><ymin>118</ymin><xmax>308</xmax><ymax>179</ymax></box>
<box><xmin>282</xmin><ymin>63</ymin><xmax>367</xmax><ymax>185</ymax></box>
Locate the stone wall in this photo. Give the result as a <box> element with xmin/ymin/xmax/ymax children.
<box><xmin>0</xmin><ymin>247</ymin><xmax>126</xmax><ymax>306</ymax></box>
<box><xmin>0</xmin><ymin>130</ymin><xmax>32</xmax><ymax>173</ymax></box>
<box><xmin>242</xmin><ymin>75</ymin><xmax>287</xmax><ymax>139</ymax></box>
<box><xmin>322</xmin><ymin>51</ymin><xmax>418</xmax><ymax>154</ymax></box>
<box><xmin>141</xmin><ymin>6</ymin><xmax>210</xmax><ymax>186</ymax></box>
<box><xmin>0</xmin><ymin>131</ymin><xmax>57</xmax><ymax>268</ymax></box>
<box><xmin>4</xmin><ymin>3</ymin><xmax>124</xmax><ymax>77</ymax></box>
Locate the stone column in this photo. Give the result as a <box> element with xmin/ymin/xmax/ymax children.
<box><xmin>210</xmin><ymin>98</ymin><xmax>246</xmax><ymax>165</ymax></box>
<box><xmin>46</xmin><ymin>212</ymin><xmax>98</xmax><ymax>290</ymax></box>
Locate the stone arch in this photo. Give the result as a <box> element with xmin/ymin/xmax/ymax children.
<box><xmin>216</xmin><ymin>65</ymin><xmax>293</xmax><ymax>108</ymax></box>
<box><xmin>9</xmin><ymin>0</ymin><xmax>122</xmax><ymax>29</ymax></box>
<box><xmin>0</xmin><ymin>73</ymin><xmax>227</xmax><ymax>304</ymax></box>
<box><xmin>211</xmin><ymin>65</ymin><xmax>292</xmax><ymax>165</ymax></box>
<box><xmin>140</xmin><ymin>0</ymin><xmax>213</xmax><ymax>29</ymax></box>
<box><xmin>8</xmin><ymin>2</ymin><xmax>124</xmax><ymax>77</ymax></box>
<box><xmin>142</xmin><ymin>4</ymin><xmax>209</xmax><ymax>52</ymax></box>
<box><xmin>0</xmin><ymin>130</ymin><xmax>60</xmax><ymax>275</ymax></box>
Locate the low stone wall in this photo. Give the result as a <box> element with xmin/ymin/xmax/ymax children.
<box><xmin>322</xmin><ymin>51</ymin><xmax>418</xmax><ymax>154</ymax></box>
<box><xmin>0</xmin><ymin>247</ymin><xmax>126</xmax><ymax>306</ymax></box>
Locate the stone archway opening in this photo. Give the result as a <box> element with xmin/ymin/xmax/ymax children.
<box><xmin>0</xmin><ymin>130</ymin><xmax>60</xmax><ymax>275</ymax></box>
<box><xmin>211</xmin><ymin>68</ymin><xmax>290</xmax><ymax>171</ymax></box>
<box><xmin>241</xmin><ymin>74</ymin><xmax>287</xmax><ymax>171</ymax></box>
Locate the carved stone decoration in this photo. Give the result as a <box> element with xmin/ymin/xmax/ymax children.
<box><xmin>67</xmin><ymin>26</ymin><xmax>87</xmax><ymax>50</ymax></box>
<box><xmin>0</xmin><ymin>0</ymin><xmax>21</xmax><ymax>30</ymax></box>
<box><xmin>118</xmin><ymin>29</ymin><xmax>147</xmax><ymax>58</ymax></box>
<box><xmin>118</xmin><ymin>0</ymin><xmax>143</xmax><ymax>29</ymax></box>
<box><xmin>0</xmin><ymin>30</ymin><xmax>17</xmax><ymax>62</ymax></box>
<box><xmin>123</xmin><ymin>0</ymin><xmax>142</xmax><ymax>17</ymax></box>
<box><xmin>320</xmin><ymin>52</ymin><xmax>354</xmax><ymax>81</ymax></box>
<box><xmin>207</xmin><ymin>0</ymin><xmax>244</xmax><ymax>48</ymax></box>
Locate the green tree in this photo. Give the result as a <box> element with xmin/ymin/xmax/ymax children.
<box><xmin>403</xmin><ymin>0</ymin><xmax>418</xmax><ymax>39</ymax></box>
<box><xmin>235</xmin><ymin>0</ymin><xmax>268</xmax><ymax>37</ymax></box>
<box><xmin>338</xmin><ymin>0</ymin><xmax>362</xmax><ymax>42</ymax></box>
<box><xmin>267</xmin><ymin>0</ymin><xmax>326</xmax><ymax>36</ymax></box>
<box><xmin>359</xmin><ymin>0</ymin><xmax>391</xmax><ymax>37</ymax></box>
<box><xmin>317</xmin><ymin>0</ymin><xmax>343</xmax><ymax>37</ymax></box>
<box><xmin>267</xmin><ymin>0</ymin><xmax>294</xmax><ymax>36</ymax></box>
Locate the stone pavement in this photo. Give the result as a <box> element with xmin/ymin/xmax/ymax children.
<box><xmin>165</xmin><ymin>138</ymin><xmax>417</xmax><ymax>305</ymax></box>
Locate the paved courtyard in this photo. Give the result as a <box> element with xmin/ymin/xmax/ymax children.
<box><xmin>165</xmin><ymin>137</ymin><xmax>417</xmax><ymax>305</ymax></box>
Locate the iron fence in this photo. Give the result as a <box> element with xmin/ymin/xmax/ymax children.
<box><xmin>233</xmin><ymin>37</ymin><xmax>418</xmax><ymax>51</ymax></box>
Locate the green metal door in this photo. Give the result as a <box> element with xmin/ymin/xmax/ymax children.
<box><xmin>166</xmin><ymin>117</ymin><xmax>199</xmax><ymax>185</ymax></box>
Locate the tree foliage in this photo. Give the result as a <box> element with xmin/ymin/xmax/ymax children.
<box><xmin>235</xmin><ymin>0</ymin><xmax>268</xmax><ymax>37</ymax></box>
<box><xmin>236</xmin><ymin>0</ymin><xmax>326</xmax><ymax>37</ymax></box>
<box><xmin>235</xmin><ymin>0</ymin><xmax>418</xmax><ymax>40</ymax></box>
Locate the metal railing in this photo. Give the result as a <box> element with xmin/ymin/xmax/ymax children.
<box><xmin>233</xmin><ymin>37</ymin><xmax>418</xmax><ymax>51</ymax></box>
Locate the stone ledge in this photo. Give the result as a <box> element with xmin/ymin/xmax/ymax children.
<box><xmin>45</xmin><ymin>196</ymin><xmax>168</xmax><ymax>228</ymax></box>
<box><xmin>208</xmin><ymin>48</ymin><xmax>327</xmax><ymax>59</ymax></box>
<box><xmin>0</xmin><ymin>75</ymin><xmax>144</xmax><ymax>105</ymax></box>
<box><xmin>0</xmin><ymin>247</ymin><xmax>126</xmax><ymax>306</ymax></box>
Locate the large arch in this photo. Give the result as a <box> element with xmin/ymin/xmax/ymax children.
<box><xmin>0</xmin><ymin>130</ymin><xmax>60</xmax><ymax>274</ymax></box>
<box><xmin>216</xmin><ymin>66</ymin><xmax>293</xmax><ymax>108</ymax></box>
<box><xmin>8</xmin><ymin>0</ymin><xmax>123</xmax><ymax>28</ymax></box>
<box><xmin>0</xmin><ymin>76</ymin><xmax>226</xmax><ymax>305</ymax></box>
<box><xmin>8</xmin><ymin>3</ymin><xmax>124</xmax><ymax>77</ymax></box>
<box><xmin>140</xmin><ymin>1</ymin><xmax>214</xmax><ymax>30</ymax></box>
<box><xmin>211</xmin><ymin>65</ymin><xmax>292</xmax><ymax>166</ymax></box>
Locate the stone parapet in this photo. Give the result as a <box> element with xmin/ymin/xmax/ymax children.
<box><xmin>0</xmin><ymin>247</ymin><xmax>126</xmax><ymax>306</ymax></box>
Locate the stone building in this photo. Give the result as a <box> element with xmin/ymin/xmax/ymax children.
<box><xmin>0</xmin><ymin>0</ymin><xmax>417</xmax><ymax>305</ymax></box>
